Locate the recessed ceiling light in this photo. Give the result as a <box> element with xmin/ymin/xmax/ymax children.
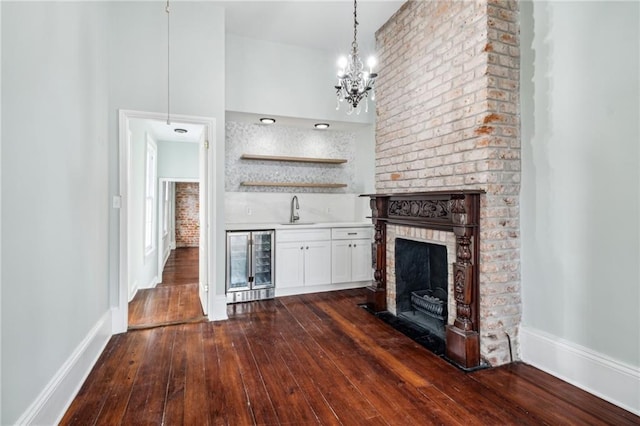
<box><xmin>174</xmin><ymin>128</ymin><xmax>188</xmax><ymax>134</ymax></box>
<box><xmin>314</xmin><ymin>123</ymin><xmax>330</xmax><ymax>130</ymax></box>
<box><xmin>259</xmin><ymin>117</ymin><xmax>276</xmax><ymax>124</ymax></box>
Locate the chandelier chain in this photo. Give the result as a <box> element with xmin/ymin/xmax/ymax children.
<box><xmin>352</xmin><ymin>0</ymin><xmax>359</xmax><ymax>55</ymax></box>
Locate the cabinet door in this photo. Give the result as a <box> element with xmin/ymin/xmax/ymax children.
<box><xmin>276</xmin><ymin>242</ymin><xmax>304</xmax><ymax>288</ymax></box>
<box><xmin>304</xmin><ymin>240</ymin><xmax>332</xmax><ymax>286</ymax></box>
<box><xmin>331</xmin><ymin>240</ymin><xmax>352</xmax><ymax>284</ymax></box>
<box><xmin>351</xmin><ymin>239</ymin><xmax>373</xmax><ymax>282</ymax></box>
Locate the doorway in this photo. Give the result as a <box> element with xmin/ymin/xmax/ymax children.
<box><xmin>116</xmin><ymin>110</ymin><xmax>215</xmax><ymax>332</ymax></box>
<box><xmin>128</xmin><ymin>178</ymin><xmax>203</xmax><ymax>329</ymax></box>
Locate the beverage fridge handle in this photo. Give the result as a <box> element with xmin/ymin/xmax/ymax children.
<box><xmin>246</xmin><ymin>237</ymin><xmax>252</xmax><ymax>282</ymax></box>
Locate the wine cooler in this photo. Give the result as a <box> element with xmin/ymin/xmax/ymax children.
<box><xmin>226</xmin><ymin>230</ymin><xmax>275</xmax><ymax>303</ymax></box>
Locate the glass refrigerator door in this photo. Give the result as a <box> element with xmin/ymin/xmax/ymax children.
<box><xmin>227</xmin><ymin>232</ymin><xmax>251</xmax><ymax>291</ymax></box>
<box><xmin>252</xmin><ymin>231</ymin><xmax>274</xmax><ymax>288</ymax></box>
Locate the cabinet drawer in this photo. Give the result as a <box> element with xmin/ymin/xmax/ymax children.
<box><xmin>276</xmin><ymin>228</ymin><xmax>331</xmax><ymax>243</ymax></box>
<box><xmin>331</xmin><ymin>227</ymin><xmax>373</xmax><ymax>240</ymax></box>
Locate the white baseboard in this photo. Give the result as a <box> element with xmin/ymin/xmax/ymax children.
<box><xmin>128</xmin><ymin>280</ymin><xmax>138</xmax><ymax>302</ymax></box>
<box><xmin>274</xmin><ymin>281</ymin><xmax>369</xmax><ymax>298</ymax></box>
<box><xmin>16</xmin><ymin>310</ymin><xmax>112</xmax><ymax>425</ymax></box>
<box><xmin>111</xmin><ymin>306</ymin><xmax>127</xmax><ymax>335</ymax></box>
<box><xmin>148</xmin><ymin>275</ymin><xmax>159</xmax><ymax>289</ymax></box>
<box><xmin>209</xmin><ymin>294</ymin><xmax>229</xmax><ymax>321</ymax></box>
<box><xmin>163</xmin><ymin>247</ymin><xmax>171</xmax><ymax>268</ymax></box>
<box><xmin>520</xmin><ymin>326</ymin><xmax>640</xmax><ymax>416</ymax></box>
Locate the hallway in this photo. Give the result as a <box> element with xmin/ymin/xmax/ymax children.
<box><xmin>128</xmin><ymin>248</ymin><xmax>205</xmax><ymax>329</ymax></box>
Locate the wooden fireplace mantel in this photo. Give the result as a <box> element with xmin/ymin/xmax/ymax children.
<box><xmin>361</xmin><ymin>190</ymin><xmax>484</xmax><ymax>369</ymax></box>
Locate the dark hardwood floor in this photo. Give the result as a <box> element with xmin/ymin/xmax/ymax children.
<box><xmin>63</xmin><ymin>289</ymin><xmax>638</xmax><ymax>425</ymax></box>
<box><xmin>128</xmin><ymin>247</ymin><xmax>205</xmax><ymax>329</ymax></box>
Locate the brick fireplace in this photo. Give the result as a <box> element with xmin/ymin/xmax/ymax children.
<box><xmin>370</xmin><ymin>0</ymin><xmax>521</xmax><ymax>367</ymax></box>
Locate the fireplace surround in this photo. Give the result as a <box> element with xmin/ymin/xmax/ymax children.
<box><xmin>363</xmin><ymin>190</ymin><xmax>484</xmax><ymax>369</ymax></box>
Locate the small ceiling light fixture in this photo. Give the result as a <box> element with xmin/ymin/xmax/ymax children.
<box><xmin>314</xmin><ymin>123</ymin><xmax>330</xmax><ymax>130</ymax></box>
<box><xmin>174</xmin><ymin>128</ymin><xmax>188</xmax><ymax>134</ymax></box>
<box><xmin>335</xmin><ymin>0</ymin><xmax>378</xmax><ymax>115</ymax></box>
<box><xmin>259</xmin><ymin>117</ymin><xmax>276</xmax><ymax>124</ymax></box>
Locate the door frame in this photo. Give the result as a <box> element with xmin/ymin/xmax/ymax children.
<box><xmin>115</xmin><ymin>109</ymin><xmax>216</xmax><ymax>333</ymax></box>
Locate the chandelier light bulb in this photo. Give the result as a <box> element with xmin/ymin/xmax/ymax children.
<box><xmin>367</xmin><ymin>56</ymin><xmax>376</xmax><ymax>72</ymax></box>
<box><xmin>337</xmin><ymin>56</ymin><xmax>348</xmax><ymax>69</ymax></box>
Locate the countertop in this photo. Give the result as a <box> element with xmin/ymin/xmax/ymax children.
<box><xmin>225</xmin><ymin>221</ymin><xmax>372</xmax><ymax>231</ymax></box>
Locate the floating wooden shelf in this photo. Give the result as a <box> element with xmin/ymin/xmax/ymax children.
<box><xmin>241</xmin><ymin>181</ymin><xmax>347</xmax><ymax>189</ymax></box>
<box><xmin>241</xmin><ymin>154</ymin><xmax>347</xmax><ymax>164</ymax></box>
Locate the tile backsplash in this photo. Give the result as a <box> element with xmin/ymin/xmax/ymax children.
<box><xmin>225</xmin><ymin>121</ymin><xmax>356</xmax><ymax>193</ymax></box>
<box><xmin>225</xmin><ymin>192</ymin><xmax>371</xmax><ymax>224</ymax></box>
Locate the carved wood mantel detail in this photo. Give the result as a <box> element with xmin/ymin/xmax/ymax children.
<box><xmin>362</xmin><ymin>190</ymin><xmax>484</xmax><ymax>369</ymax></box>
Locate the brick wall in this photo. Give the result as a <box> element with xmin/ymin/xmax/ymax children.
<box><xmin>175</xmin><ymin>182</ymin><xmax>199</xmax><ymax>248</ymax></box>
<box><xmin>375</xmin><ymin>0</ymin><xmax>521</xmax><ymax>365</ymax></box>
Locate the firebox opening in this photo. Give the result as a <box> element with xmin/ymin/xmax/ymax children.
<box><xmin>395</xmin><ymin>238</ymin><xmax>448</xmax><ymax>340</ymax></box>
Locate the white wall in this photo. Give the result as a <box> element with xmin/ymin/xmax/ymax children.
<box><xmin>226</xmin><ymin>34</ymin><xmax>374</xmax><ymax>124</ymax></box>
<box><xmin>158</xmin><ymin>140</ymin><xmax>199</xmax><ymax>179</ymax></box>
<box><xmin>107</xmin><ymin>2</ymin><xmax>227</xmax><ymax>310</ymax></box>
<box><xmin>1</xmin><ymin>2</ymin><xmax>4</xmax><ymax>421</ymax></box>
<box><xmin>520</xmin><ymin>0</ymin><xmax>639</xmax><ymax>408</ymax></box>
<box><xmin>1</xmin><ymin>3</ymin><xmax>110</xmax><ymax>424</ymax></box>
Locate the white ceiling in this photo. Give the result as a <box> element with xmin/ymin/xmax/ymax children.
<box><xmin>147</xmin><ymin>119</ymin><xmax>205</xmax><ymax>143</ymax></box>
<box><xmin>221</xmin><ymin>1</ymin><xmax>405</xmax><ymax>54</ymax></box>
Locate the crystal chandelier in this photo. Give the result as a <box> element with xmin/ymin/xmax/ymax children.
<box><xmin>335</xmin><ymin>0</ymin><xmax>378</xmax><ymax>115</ymax></box>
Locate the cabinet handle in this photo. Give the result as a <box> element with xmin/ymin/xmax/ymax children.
<box><xmin>349</xmin><ymin>244</ymin><xmax>352</xmax><ymax>247</ymax></box>
<box><xmin>306</xmin><ymin>246</ymin><xmax>309</xmax><ymax>250</ymax></box>
<box><xmin>300</xmin><ymin>246</ymin><xmax>304</xmax><ymax>250</ymax></box>
<box><xmin>348</xmin><ymin>232</ymin><xmax>357</xmax><ymax>235</ymax></box>
<box><xmin>354</xmin><ymin>244</ymin><xmax>357</xmax><ymax>247</ymax></box>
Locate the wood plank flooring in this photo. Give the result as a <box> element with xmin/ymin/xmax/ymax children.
<box><xmin>62</xmin><ymin>289</ymin><xmax>639</xmax><ymax>425</ymax></box>
<box><xmin>128</xmin><ymin>247</ymin><xmax>205</xmax><ymax>329</ymax></box>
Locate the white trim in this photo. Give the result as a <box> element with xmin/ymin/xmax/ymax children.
<box><xmin>210</xmin><ymin>295</ymin><xmax>229</xmax><ymax>321</ymax></box>
<box><xmin>275</xmin><ymin>282</ymin><xmax>370</xmax><ymax>298</ymax></box>
<box><xmin>15</xmin><ymin>311</ymin><xmax>112</xmax><ymax>425</ymax></box>
<box><xmin>162</xmin><ymin>177</ymin><xmax>199</xmax><ymax>183</ymax></box>
<box><xmin>520</xmin><ymin>326</ymin><xmax>640</xmax><ymax>416</ymax></box>
<box><xmin>128</xmin><ymin>280</ymin><xmax>139</xmax><ymax>302</ymax></box>
<box><xmin>143</xmin><ymin>135</ymin><xmax>158</xmax><ymax>257</ymax></box>
<box><xmin>147</xmin><ymin>275</ymin><xmax>159</xmax><ymax>290</ymax></box>
<box><xmin>162</xmin><ymin>247</ymin><xmax>171</xmax><ymax>269</ymax></box>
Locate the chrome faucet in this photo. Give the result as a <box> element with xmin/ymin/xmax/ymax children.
<box><xmin>290</xmin><ymin>195</ymin><xmax>300</xmax><ymax>223</ymax></box>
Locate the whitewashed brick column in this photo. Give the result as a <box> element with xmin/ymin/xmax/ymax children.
<box><xmin>375</xmin><ymin>0</ymin><xmax>521</xmax><ymax>366</ymax></box>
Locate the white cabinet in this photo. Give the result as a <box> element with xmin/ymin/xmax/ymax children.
<box><xmin>276</xmin><ymin>229</ymin><xmax>331</xmax><ymax>289</ymax></box>
<box><xmin>331</xmin><ymin>228</ymin><xmax>373</xmax><ymax>283</ymax></box>
<box><xmin>275</xmin><ymin>242</ymin><xmax>304</xmax><ymax>288</ymax></box>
